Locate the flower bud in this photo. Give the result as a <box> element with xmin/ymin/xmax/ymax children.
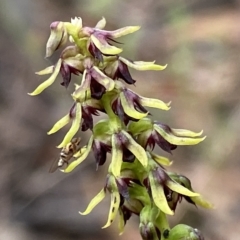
<box><xmin>168</xmin><ymin>224</ymin><xmax>204</xmax><ymax>240</ymax></box>
<box><xmin>46</xmin><ymin>21</ymin><xmax>68</xmax><ymax>57</ymax></box>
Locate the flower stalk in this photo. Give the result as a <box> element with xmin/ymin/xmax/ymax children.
<box><xmin>30</xmin><ymin>17</ymin><xmax>213</xmax><ymax>240</ymax></box>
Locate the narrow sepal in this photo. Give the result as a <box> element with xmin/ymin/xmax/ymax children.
<box><xmin>79</xmin><ymin>188</ymin><xmax>106</xmax><ymax>215</ymax></box>
<box><xmin>29</xmin><ymin>59</ymin><xmax>62</xmax><ymax>96</ymax></box>
<box><xmin>102</xmin><ymin>192</ymin><xmax>120</xmax><ymax>228</ymax></box>
<box><xmin>154</xmin><ymin>124</ymin><xmax>206</xmax><ymax>146</ymax></box>
<box><xmin>166</xmin><ymin>181</ymin><xmax>199</xmax><ymax>197</ymax></box>
<box><xmin>118</xmin><ymin>208</ymin><xmax>125</xmax><ymax>235</ymax></box>
<box><xmin>35</xmin><ymin>66</ymin><xmax>54</xmax><ymax>75</ymax></box>
<box><xmin>111</xmin><ymin>135</ymin><xmax>123</xmax><ymax>177</ymax></box>
<box><xmin>140</xmin><ymin>97</ymin><xmax>171</xmax><ymax>111</ymax></box>
<box><xmin>149</xmin><ymin>173</ymin><xmax>174</xmax><ymax>215</ymax></box>
<box><xmin>47</xmin><ymin>114</ymin><xmax>70</xmax><ymax>135</ymax></box>
<box><xmin>190</xmin><ymin>195</ymin><xmax>214</xmax><ymax>209</ymax></box>
<box><xmin>119</xmin><ymin>57</ymin><xmax>167</xmax><ymax>71</ymax></box>
<box><xmin>171</xmin><ymin>129</ymin><xmax>203</xmax><ymax>137</ymax></box>
<box><xmin>95</xmin><ymin>17</ymin><xmax>106</xmax><ymax>29</ymax></box>
<box><xmin>121</xmin><ymin>130</ymin><xmax>148</xmax><ymax>168</ymax></box>
<box><xmin>57</xmin><ymin>103</ymin><xmax>82</xmax><ymax>148</ymax></box>
<box><xmin>110</xmin><ymin>26</ymin><xmax>140</xmax><ymax>38</ymax></box>
<box><xmin>151</xmin><ymin>152</ymin><xmax>172</xmax><ymax>166</ymax></box>
<box><xmin>91</xmin><ymin>35</ymin><xmax>122</xmax><ymax>55</ymax></box>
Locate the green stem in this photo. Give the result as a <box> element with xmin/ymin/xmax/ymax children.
<box><xmin>101</xmin><ymin>93</ymin><xmax>122</xmax><ymax>131</ymax></box>
<box><xmin>156</xmin><ymin>211</ymin><xmax>170</xmax><ymax>240</ymax></box>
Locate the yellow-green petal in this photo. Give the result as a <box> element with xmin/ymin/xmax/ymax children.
<box><xmin>64</xmin><ymin>135</ymin><xmax>93</xmax><ymax>172</ymax></box>
<box><xmin>102</xmin><ymin>192</ymin><xmax>120</xmax><ymax>229</ymax></box>
<box><xmin>111</xmin><ymin>26</ymin><xmax>140</xmax><ymax>38</ymax></box>
<box><xmin>154</xmin><ymin>124</ymin><xmax>206</xmax><ymax>146</ymax></box>
<box><xmin>118</xmin><ymin>208</ymin><xmax>125</xmax><ymax>235</ymax></box>
<box><xmin>28</xmin><ymin>59</ymin><xmax>62</xmax><ymax>96</ymax></box>
<box><xmin>149</xmin><ymin>173</ymin><xmax>173</xmax><ymax>215</ymax></box>
<box><xmin>121</xmin><ymin>130</ymin><xmax>148</xmax><ymax>168</ymax></box>
<box><xmin>35</xmin><ymin>66</ymin><xmax>54</xmax><ymax>75</ymax></box>
<box><xmin>57</xmin><ymin>102</ymin><xmax>82</xmax><ymax>148</ymax></box>
<box><xmin>91</xmin><ymin>35</ymin><xmax>122</xmax><ymax>55</ymax></box>
<box><xmin>119</xmin><ymin>57</ymin><xmax>167</xmax><ymax>71</ymax></box>
<box><xmin>140</xmin><ymin>97</ymin><xmax>171</xmax><ymax>110</ymax></box>
<box><xmin>111</xmin><ymin>135</ymin><xmax>123</xmax><ymax>177</ymax></box>
<box><xmin>47</xmin><ymin>114</ymin><xmax>70</xmax><ymax>135</ymax></box>
<box><xmin>190</xmin><ymin>195</ymin><xmax>214</xmax><ymax>209</ymax></box>
<box><xmin>166</xmin><ymin>181</ymin><xmax>199</xmax><ymax>197</ymax></box>
<box><xmin>151</xmin><ymin>152</ymin><xmax>172</xmax><ymax>166</ymax></box>
<box><xmin>171</xmin><ymin>129</ymin><xmax>203</xmax><ymax>137</ymax></box>
<box><xmin>95</xmin><ymin>17</ymin><xmax>106</xmax><ymax>29</ymax></box>
<box><xmin>79</xmin><ymin>188</ymin><xmax>106</xmax><ymax>215</ymax></box>
<box><xmin>120</xmin><ymin>92</ymin><xmax>148</xmax><ymax>119</ymax></box>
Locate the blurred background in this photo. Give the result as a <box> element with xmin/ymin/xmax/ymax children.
<box><xmin>1</xmin><ymin>0</ymin><xmax>240</xmax><ymax>239</ymax></box>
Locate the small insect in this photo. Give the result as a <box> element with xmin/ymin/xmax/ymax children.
<box><xmin>49</xmin><ymin>137</ymin><xmax>82</xmax><ymax>173</ymax></box>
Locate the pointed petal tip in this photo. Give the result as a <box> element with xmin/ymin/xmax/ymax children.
<box><xmin>101</xmin><ymin>223</ymin><xmax>110</xmax><ymax>229</ymax></box>
<box><xmin>28</xmin><ymin>88</ymin><xmax>44</xmax><ymax>96</ymax></box>
<box><xmin>198</xmin><ymin>130</ymin><xmax>204</xmax><ymax>135</ymax></box>
<box><xmin>79</xmin><ymin>211</ymin><xmax>87</xmax><ymax>216</ymax></box>
<box><xmin>57</xmin><ymin>143</ymin><xmax>64</xmax><ymax>148</ymax></box>
<box><xmin>200</xmin><ymin>136</ymin><xmax>207</xmax><ymax>142</ymax></box>
<box><xmin>165</xmin><ymin>209</ymin><xmax>174</xmax><ymax>215</ymax></box>
<box><xmin>27</xmin><ymin>92</ymin><xmax>37</xmax><ymax>96</ymax></box>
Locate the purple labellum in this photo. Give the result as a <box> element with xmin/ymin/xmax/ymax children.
<box><xmin>152</xmin><ymin>167</ymin><xmax>168</xmax><ymax>185</ymax></box>
<box><xmin>82</xmin><ymin>106</ymin><xmax>100</xmax><ymax>131</ymax></box>
<box><xmin>116</xmin><ymin>178</ymin><xmax>129</xmax><ymax>200</ymax></box>
<box><xmin>92</xmin><ymin>140</ymin><xmax>111</xmax><ymax>170</ymax></box>
<box><xmin>122</xmin><ymin>145</ymin><xmax>135</xmax><ymax>162</ymax></box>
<box><xmin>155</xmin><ymin>132</ymin><xmax>177</xmax><ymax>153</ymax></box>
<box><xmin>112</xmin><ymin>97</ymin><xmax>141</xmax><ymax>125</ymax></box>
<box><xmin>88</xmin><ymin>42</ymin><xmax>103</xmax><ymax>62</ymax></box>
<box><xmin>69</xmin><ymin>102</ymin><xmax>77</xmax><ymax>118</ymax></box>
<box><xmin>60</xmin><ymin>63</ymin><xmax>82</xmax><ymax>88</ymax></box>
<box><xmin>120</xmin><ymin>205</ymin><xmax>132</xmax><ymax>225</ymax></box>
<box><xmin>90</xmin><ymin>79</ymin><xmax>106</xmax><ymax>99</ymax></box>
<box><xmin>117</xmin><ymin>60</ymin><xmax>136</xmax><ymax>84</ymax></box>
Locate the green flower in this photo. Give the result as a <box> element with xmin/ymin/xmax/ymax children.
<box><xmin>79</xmin><ymin>174</ymin><xmax>128</xmax><ymax>229</ymax></box>
<box><xmin>146</xmin><ymin>158</ymin><xmax>199</xmax><ymax>215</ymax></box>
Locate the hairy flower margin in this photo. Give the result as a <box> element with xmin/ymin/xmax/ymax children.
<box><xmin>30</xmin><ymin>17</ymin><xmax>213</xmax><ymax>240</ymax></box>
